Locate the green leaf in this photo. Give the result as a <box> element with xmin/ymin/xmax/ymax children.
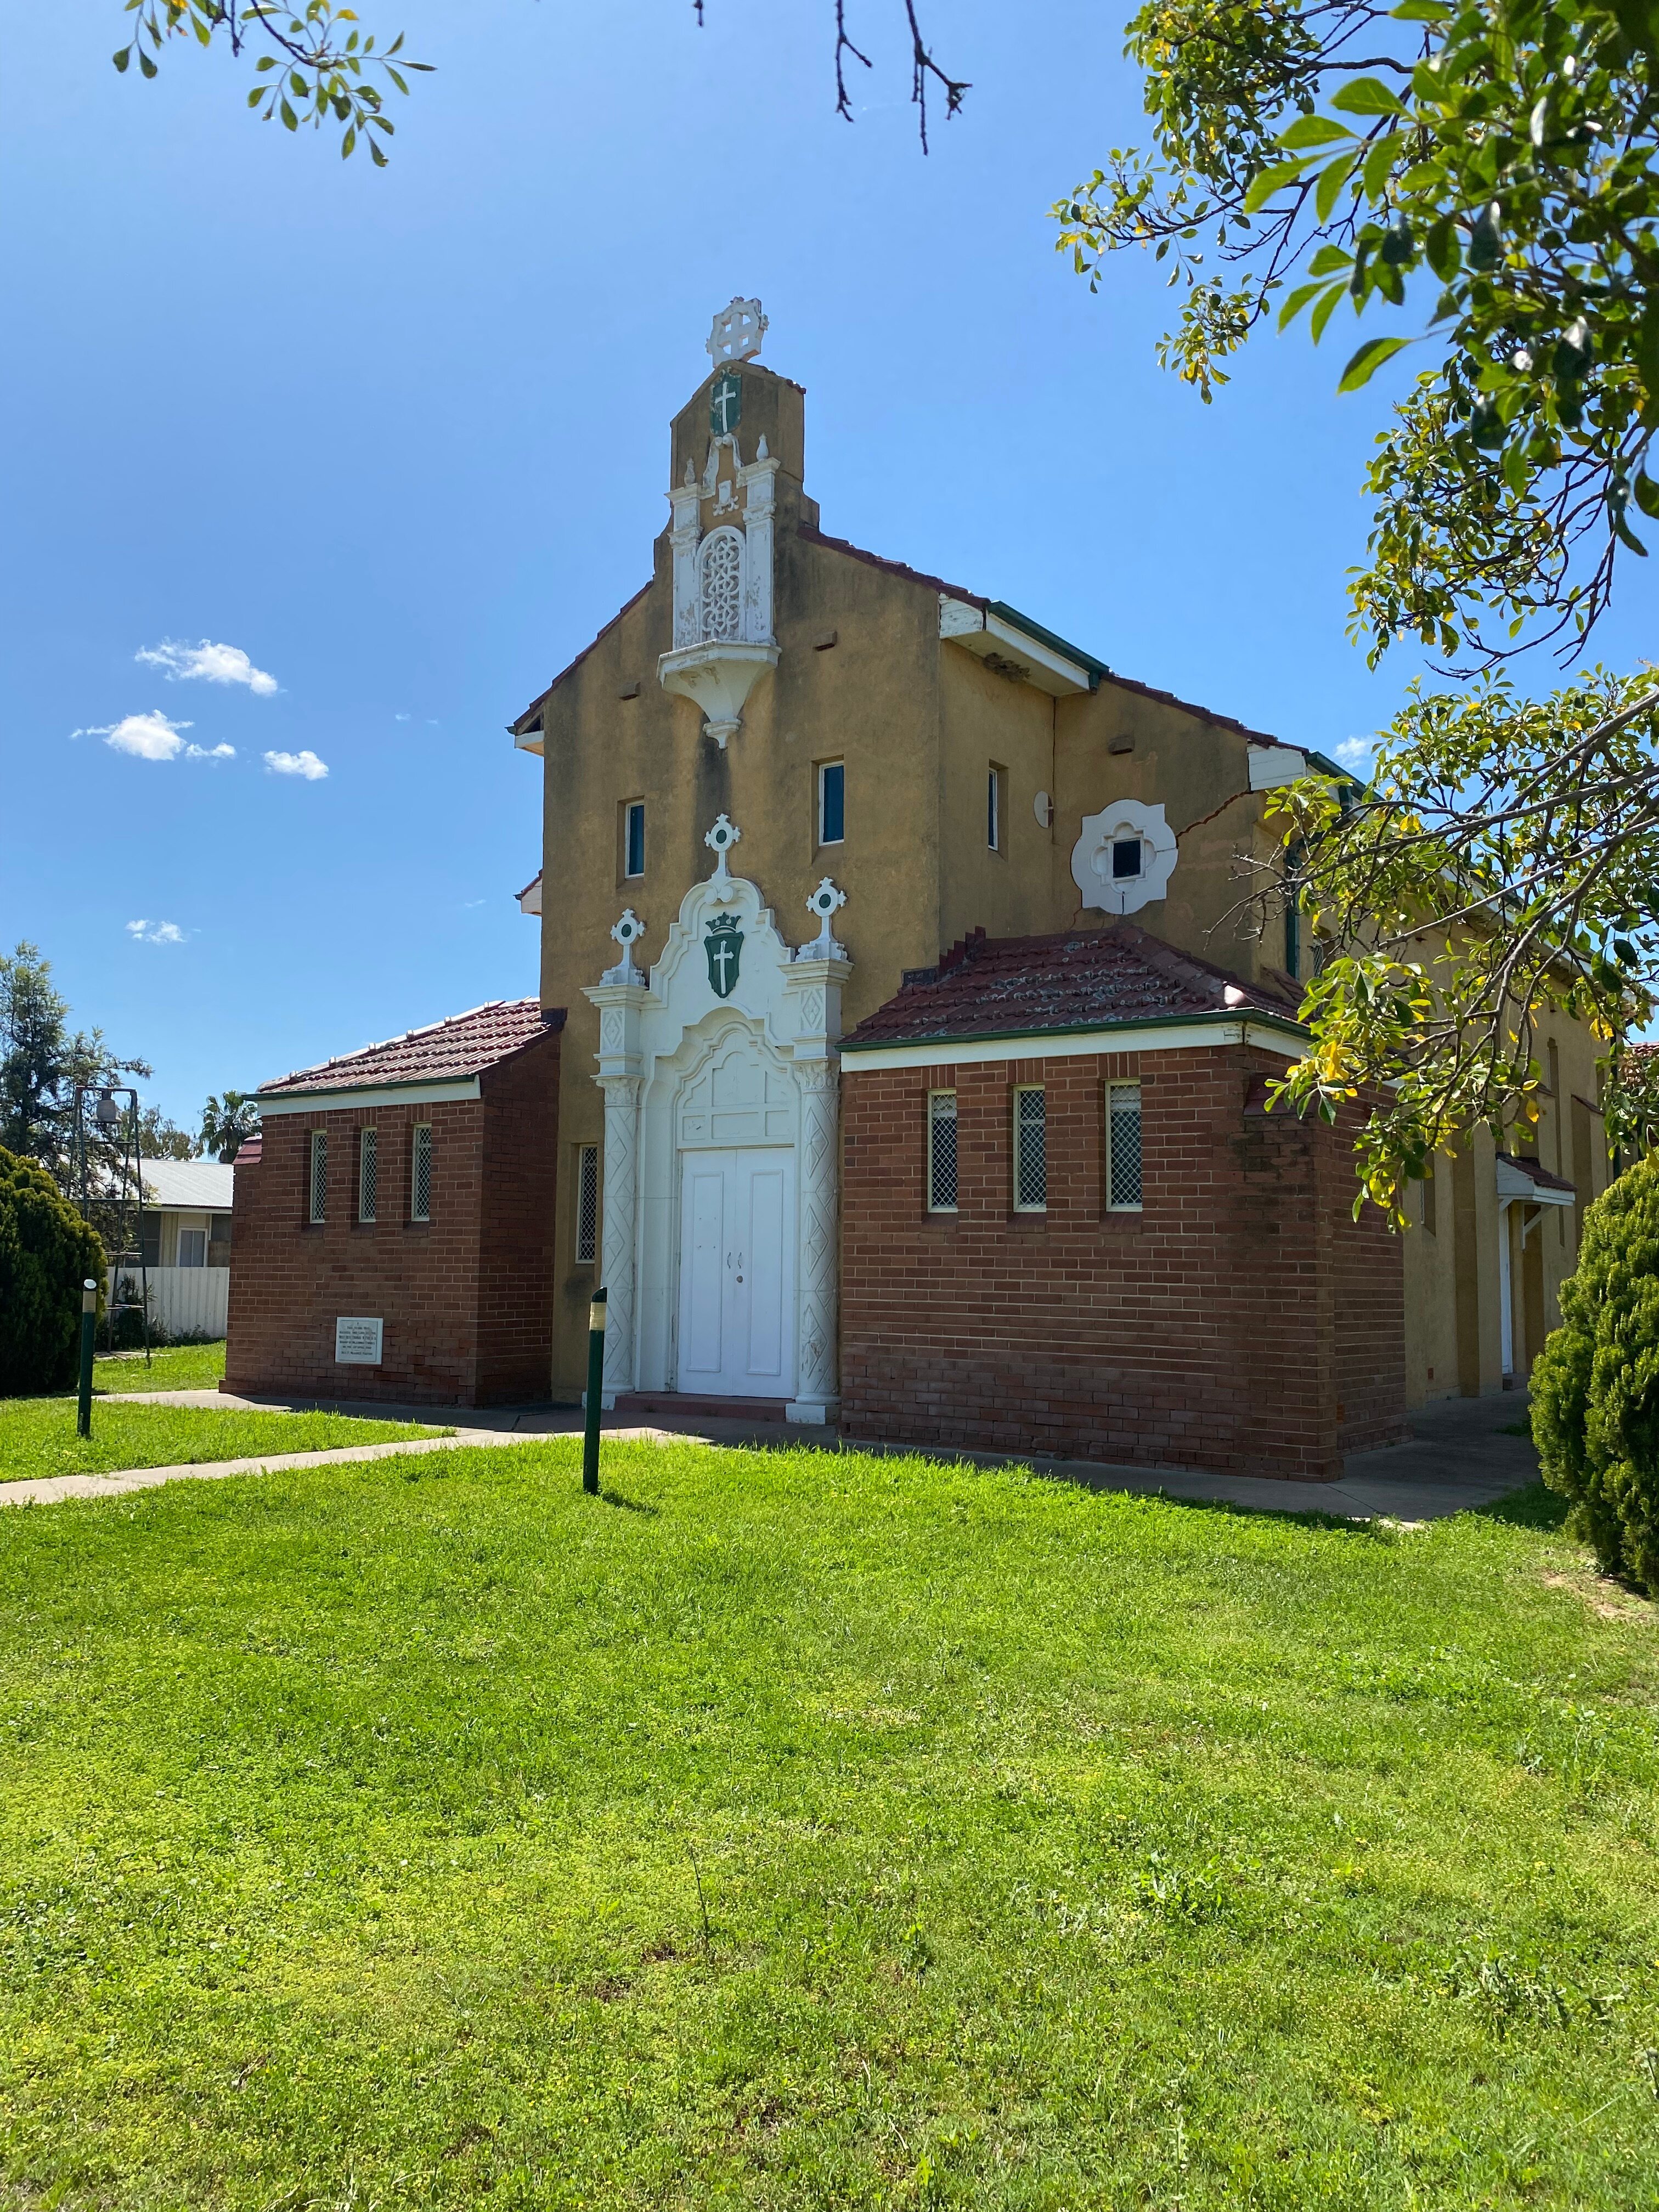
<box><xmin>1391</xmin><ymin>0</ymin><xmax>1451</xmax><ymax>16</ymax></box>
<box><xmin>1310</xmin><ymin>283</ymin><xmax>1347</xmax><ymax>343</ymax></box>
<box><xmin>1280</xmin><ymin>114</ymin><xmax>1351</xmax><ymax>150</ymax></box>
<box><xmin>1361</xmin><ymin>132</ymin><xmax>1400</xmax><ymax>201</ymax></box>
<box><xmin>137</xmin><ymin>49</ymin><xmax>157</xmax><ymax>78</ymax></box>
<box><xmin>1242</xmin><ymin>155</ymin><xmax>1315</xmax><ymax>216</ymax></box>
<box><xmin>1316</xmin><ymin>150</ymin><xmax>1360</xmax><ymax>222</ymax></box>
<box><xmin>1424</xmin><ymin>216</ymin><xmax>1459</xmax><ymax>281</ymax></box>
<box><xmin>112</xmin><ymin>46</ymin><xmax>131</xmax><ymax>72</ymax></box>
<box><xmin>1331</xmin><ymin>77</ymin><xmax>1410</xmax><ymax>118</ymax></box>
<box><xmin>1634</xmin><ymin>471</ymin><xmax>1659</xmax><ymax>517</ymax></box>
<box><xmin>342</xmin><ymin>123</ymin><xmax>356</xmax><ymax>157</ymax></box>
<box><xmin>1278</xmin><ymin>280</ymin><xmax>1328</xmax><ymax>329</ymax></box>
<box><xmin>1338</xmin><ymin>334</ymin><xmax>1413</xmax><ymax>391</ymax></box>
<box><xmin>1308</xmin><ymin>243</ymin><xmax>1352</xmax><ymax>276</ymax></box>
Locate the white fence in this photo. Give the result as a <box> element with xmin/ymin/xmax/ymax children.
<box><xmin>109</xmin><ymin>1266</ymin><xmax>228</xmax><ymax>1341</ymax></box>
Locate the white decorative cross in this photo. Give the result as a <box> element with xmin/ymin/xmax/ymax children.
<box><xmin>704</xmin><ymin>814</ymin><xmax>743</xmax><ymax>904</ymax></box>
<box><xmin>799</xmin><ymin>877</ymin><xmax>849</xmax><ymax>961</ymax></box>
<box><xmin>707</xmin><ymin>297</ymin><xmax>768</xmax><ymax>366</ymax></box>
<box><xmin>603</xmin><ymin>906</ymin><xmax>647</xmax><ymax>983</ymax></box>
<box><xmin>709</xmin><ymin>933</ymin><xmax>738</xmax><ymax>994</ymax></box>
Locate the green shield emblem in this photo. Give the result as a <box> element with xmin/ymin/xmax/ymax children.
<box><xmin>705</xmin><ymin>917</ymin><xmax>743</xmax><ymax>998</ymax></box>
<box><xmin>710</xmin><ymin>371</ymin><xmax>742</xmax><ymax>436</ymax></box>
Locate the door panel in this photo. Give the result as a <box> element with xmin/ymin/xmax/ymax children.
<box><xmin>676</xmin><ymin>1147</ymin><xmax>794</xmax><ymax>1398</ymax></box>
<box><xmin>681</xmin><ymin>1168</ymin><xmax>727</xmax><ymax>1381</ymax></box>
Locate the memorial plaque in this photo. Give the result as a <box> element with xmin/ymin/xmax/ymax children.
<box><xmin>335</xmin><ymin>1316</ymin><xmax>384</xmax><ymax>1365</ymax></box>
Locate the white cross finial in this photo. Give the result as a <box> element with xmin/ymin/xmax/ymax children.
<box><xmin>602</xmin><ymin>907</ymin><xmax>647</xmax><ymax>983</ymax></box>
<box><xmin>707</xmin><ymin>297</ymin><xmax>767</xmax><ymax>366</ymax></box>
<box><xmin>704</xmin><ymin>815</ymin><xmax>742</xmax><ymax>904</ymax></box>
<box><xmin>799</xmin><ymin>877</ymin><xmax>849</xmax><ymax>961</ymax></box>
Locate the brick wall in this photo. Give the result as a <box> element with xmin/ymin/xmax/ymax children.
<box><xmin>839</xmin><ymin>1042</ymin><xmax>1405</xmax><ymax>1480</ymax></box>
<box><xmin>224</xmin><ymin>1030</ymin><xmax>560</xmax><ymax>1407</ymax></box>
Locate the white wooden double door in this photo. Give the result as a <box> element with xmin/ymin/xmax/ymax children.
<box><xmin>676</xmin><ymin>1146</ymin><xmax>795</xmax><ymax>1399</ymax></box>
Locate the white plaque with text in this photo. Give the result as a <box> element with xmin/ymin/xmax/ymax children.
<box><xmin>335</xmin><ymin>1316</ymin><xmax>383</xmax><ymax>1365</ymax></box>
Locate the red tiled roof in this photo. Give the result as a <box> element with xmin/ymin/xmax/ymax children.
<box><xmin>842</xmin><ymin>922</ymin><xmax>1302</xmax><ymax>1051</ymax></box>
<box><xmin>233</xmin><ymin>1135</ymin><xmax>263</xmax><ymax>1166</ymax></box>
<box><xmin>260</xmin><ymin>999</ymin><xmax>564</xmax><ymax>1097</ymax></box>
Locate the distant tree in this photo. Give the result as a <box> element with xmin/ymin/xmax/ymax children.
<box><xmin>200</xmin><ymin>1091</ymin><xmax>261</xmax><ymax>1163</ymax></box>
<box><xmin>138</xmin><ymin>1105</ymin><xmax>199</xmax><ymax>1162</ymax></box>
<box><xmin>0</xmin><ymin>944</ymin><xmax>149</xmax><ymax>1188</ymax></box>
<box><xmin>0</xmin><ymin>1144</ymin><xmax>107</xmax><ymax>1396</ymax></box>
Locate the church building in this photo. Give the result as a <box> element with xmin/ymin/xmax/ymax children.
<box><xmin>227</xmin><ymin>302</ymin><xmax>1615</xmax><ymax>1476</ymax></box>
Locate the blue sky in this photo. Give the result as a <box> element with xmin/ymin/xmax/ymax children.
<box><xmin>4</xmin><ymin>1</ymin><xmax>1655</xmax><ymax>1130</ymax></box>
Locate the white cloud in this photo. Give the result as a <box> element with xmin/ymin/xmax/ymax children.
<box><xmin>94</xmin><ymin>710</ymin><xmax>193</xmax><ymax>760</ymax></box>
<box><xmin>126</xmin><ymin>919</ymin><xmax>187</xmax><ymax>945</ymax></box>
<box><xmin>263</xmin><ymin>748</ymin><xmax>329</xmax><ymax>781</ymax></box>
<box><xmin>1331</xmin><ymin>735</ymin><xmax>1378</xmax><ymax>770</ymax></box>
<box><xmin>71</xmin><ymin>712</ymin><xmax>236</xmax><ymax>763</ymax></box>
<box><xmin>136</xmin><ymin>639</ymin><xmax>278</xmax><ymax>696</ymax></box>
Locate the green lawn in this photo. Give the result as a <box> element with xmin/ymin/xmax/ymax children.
<box><xmin>93</xmin><ymin>1342</ymin><xmax>228</xmax><ymax>1395</ymax></box>
<box><xmin>0</xmin><ymin>1396</ymin><xmax>445</xmax><ymax>1483</ymax></box>
<box><xmin>1</xmin><ymin>1441</ymin><xmax>1656</xmax><ymax>2209</ymax></box>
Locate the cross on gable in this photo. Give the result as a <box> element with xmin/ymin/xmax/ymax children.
<box><xmin>710</xmin><ymin>372</ymin><xmax>742</xmax><ymax>437</ymax></box>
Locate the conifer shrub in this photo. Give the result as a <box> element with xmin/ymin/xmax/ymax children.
<box><xmin>0</xmin><ymin>1144</ymin><xmax>106</xmax><ymax>1397</ymax></box>
<box><xmin>1532</xmin><ymin>1154</ymin><xmax>1659</xmax><ymax>1595</ymax></box>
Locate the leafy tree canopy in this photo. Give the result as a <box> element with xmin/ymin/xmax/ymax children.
<box><xmin>0</xmin><ymin>944</ymin><xmax>150</xmax><ymax>1189</ymax></box>
<box><xmin>200</xmin><ymin>1091</ymin><xmax>262</xmax><ymax>1164</ymax></box>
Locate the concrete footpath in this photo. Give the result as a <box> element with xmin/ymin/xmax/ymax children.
<box><xmin>0</xmin><ymin>1386</ymin><xmax>1537</xmax><ymax>1522</ymax></box>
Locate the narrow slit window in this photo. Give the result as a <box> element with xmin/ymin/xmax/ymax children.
<box><xmin>1106</xmin><ymin>1081</ymin><xmax>1142</xmax><ymax>1209</ymax></box>
<box><xmin>1013</xmin><ymin>1086</ymin><xmax>1046</xmax><ymax>1211</ymax></box>
<box><xmin>927</xmin><ymin>1091</ymin><xmax>958</xmax><ymax>1212</ymax></box>
<box><xmin>575</xmin><ymin>1142</ymin><xmax>599</xmax><ymax>1264</ymax></box>
<box><xmin>358</xmin><ymin>1127</ymin><xmax>378</xmax><ymax>1223</ymax></box>
<box><xmin>411</xmin><ymin>1124</ymin><xmax>432</xmax><ymax>1222</ymax></box>
<box><xmin>624</xmin><ymin>800</ymin><xmax>646</xmax><ymax>879</ymax></box>
<box><xmin>988</xmin><ymin>763</ymin><xmax>1005</xmax><ymax>852</ymax></box>
<box><xmin>308</xmin><ymin>1131</ymin><xmax>327</xmax><ymax>1224</ymax></box>
<box><xmin>1421</xmin><ymin>1152</ymin><xmax>1437</xmax><ymax>1236</ymax></box>
<box><xmin>817</xmin><ymin>760</ymin><xmax>845</xmax><ymax>847</ymax></box>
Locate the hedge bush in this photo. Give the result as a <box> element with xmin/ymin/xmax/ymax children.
<box><xmin>1532</xmin><ymin>1153</ymin><xmax>1659</xmax><ymax>1595</ymax></box>
<box><xmin>0</xmin><ymin>1144</ymin><xmax>106</xmax><ymax>1397</ymax></box>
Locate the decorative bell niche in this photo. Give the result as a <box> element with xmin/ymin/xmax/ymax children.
<box><xmin>658</xmin><ymin>325</ymin><xmax>781</xmax><ymax>747</ymax></box>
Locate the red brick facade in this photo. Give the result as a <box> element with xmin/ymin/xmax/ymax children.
<box><xmin>224</xmin><ymin>1025</ymin><xmax>561</xmax><ymax>1408</ymax></box>
<box><xmin>839</xmin><ymin>1042</ymin><xmax>1405</xmax><ymax>1480</ymax></box>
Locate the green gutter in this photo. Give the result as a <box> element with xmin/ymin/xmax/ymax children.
<box><xmin>987</xmin><ymin>600</ymin><xmax>1111</xmax><ymax>688</ymax></box>
<box><xmin>840</xmin><ymin>1007</ymin><xmax>1310</xmax><ymax>1055</ymax></box>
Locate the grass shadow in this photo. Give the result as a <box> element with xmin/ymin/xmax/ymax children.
<box><xmin>1473</xmin><ymin>1480</ymin><xmax>1571</xmax><ymax>1531</ymax></box>
<box><xmin>599</xmin><ymin>1487</ymin><xmax>661</xmax><ymax>1516</ymax></box>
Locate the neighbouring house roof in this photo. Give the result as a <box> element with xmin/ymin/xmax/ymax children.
<box><xmin>841</xmin><ymin>922</ymin><xmax>1302</xmax><ymax>1054</ymax></box>
<box><xmin>91</xmin><ymin>1158</ymin><xmax>235</xmax><ymax>1212</ymax></box>
<box><xmin>259</xmin><ymin>998</ymin><xmax>565</xmax><ymax>1100</ymax></box>
<box><xmin>517</xmin><ymin>869</ymin><xmax>543</xmax><ymax>916</ymax></box>
<box><xmin>233</xmin><ymin>1136</ymin><xmax>263</xmax><ymax>1167</ymax></box>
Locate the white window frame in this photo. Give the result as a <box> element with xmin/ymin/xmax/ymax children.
<box><xmin>358</xmin><ymin>1126</ymin><xmax>378</xmax><ymax>1223</ymax></box>
<box><xmin>817</xmin><ymin>759</ymin><xmax>845</xmax><ymax>848</ymax></box>
<box><xmin>308</xmin><ymin>1130</ymin><xmax>327</xmax><ymax>1224</ymax></box>
<box><xmin>574</xmin><ymin>1141</ymin><xmax>600</xmax><ymax>1264</ymax></box>
<box><xmin>623</xmin><ymin>799</ymin><xmax>646</xmax><ymax>881</ymax></box>
<box><xmin>1013</xmin><ymin>1084</ymin><xmax>1046</xmax><ymax>1212</ymax></box>
<box><xmin>410</xmin><ymin>1123</ymin><xmax>432</xmax><ymax>1223</ymax></box>
<box><xmin>1105</xmin><ymin>1081</ymin><xmax>1143</xmax><ymax>1211</ymax></box>
<box><xmin>927</xmin><ymin>1089</ymin><xmax>958</xmax><ymax>1214</ymax></box>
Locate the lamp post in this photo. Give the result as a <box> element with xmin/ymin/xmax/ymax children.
<box><xmin>583</xmin><ymin>1288</ymin><xmax>607</xmax><ymax>1495</ymax></box>
<box><xmin>74</xmin><ymin>1084</ymin><xmax>149</xmax><ymax>1368</ymax></box>
<box><xmin>76</xmin><ymin>1279</ymin><xmax>97</xmax><ymax>1438</ymax></box>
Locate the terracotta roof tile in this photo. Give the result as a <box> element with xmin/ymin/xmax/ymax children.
<box><xmin>260</xmin><ymin>999</ymin><xmax>564</xmax><ymax>1097</ymax></box>
<box><xmin>842</xmin><ymin>922</ymin><xmax>1301</xmax><ymax>1050</ymax></box>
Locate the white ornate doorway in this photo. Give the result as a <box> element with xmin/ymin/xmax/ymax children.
<box><xmin>583</xmin><ymin>817</ymin><xmax>849</xmax><ymax>1423</ymax></box>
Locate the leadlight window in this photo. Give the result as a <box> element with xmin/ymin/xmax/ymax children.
<box><xmin>1013</xmin><ymin>1086</ymin><xmax>1046</xmax><ymax>1211</ymax></box>
<box><xmin>308</xmin><ymin>1131</ymin><xmax>327</xmax><ymax>1224</ymax></box>
<box><xmin>575</xmin><ymin>1142</ymin><xmax>599</xmax><ymax>1264</ymax></box>
<box><xmin>358</xmin><ymin>1127</ymin><xmax>378</xmax><ymax>1223</ymax></box>
<box><xmin>927</xmin><ymin>1091</ymin><xmax>958</xmax><ymax>1212</ymax></box>
<box><xmin>411</xmin><ymin>1124</ymin><xmax>432</xmax><ymax>1222</ymax></box>
<box><xmin>699</xmin><ymin>528</ymin><xmax>742</xmax><ymax>642</ymax></box>
<box><xmin>1106</xmin><ymin>1082</ymin><xmax>1142</xmax><ymax>1209</ymax></box>
<box><xmin>818</xmin><ymin>759</ymin><xmax>845</xmax><ymax>847</ymax></box>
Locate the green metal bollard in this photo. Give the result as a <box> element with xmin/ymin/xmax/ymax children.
<box><xmin>582</xmin><ymin>1288</ymin><xmax>607</xmax><ymax>1496</ymax></box>
<box><xmin>76</xmin><ymin>1278</ymin><xmax>97</xmax><ymax>1440</ymax></box>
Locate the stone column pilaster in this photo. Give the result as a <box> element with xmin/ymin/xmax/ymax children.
<box><xmin>584</xmin><ymin>979</ymin><xmax>653</xmax><ymax>1410</ymax></box>
<box><xmin>782</xmin><ymin>952</ymin><xmax>850</xmax><ymax>1424</ymax></box>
